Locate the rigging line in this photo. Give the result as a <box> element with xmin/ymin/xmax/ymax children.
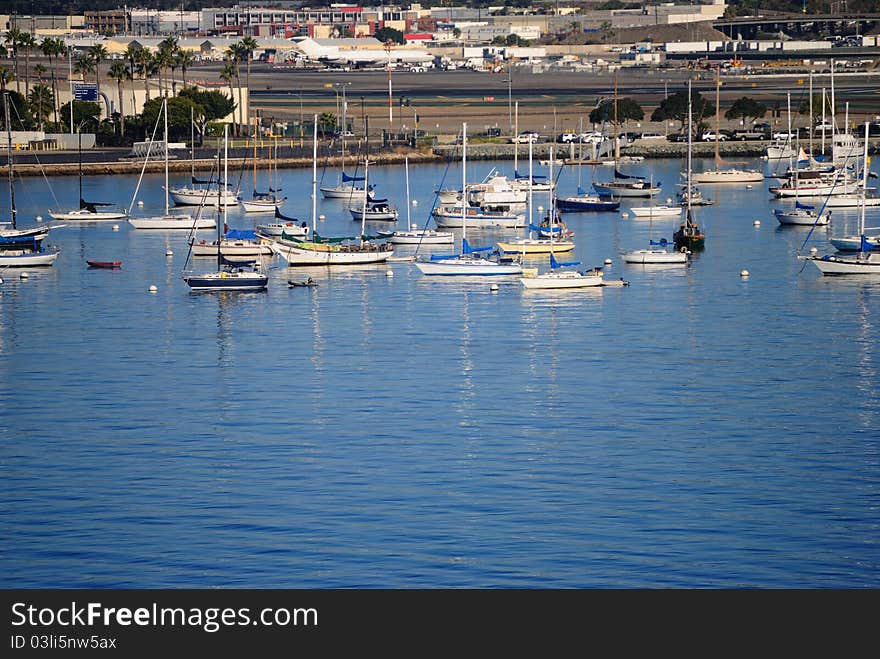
<box><xmin>412</xmin><ymin>136</ymin><xmax>458</xmax><ymax>257</ymax></box>
<box><xmin>5</xmin><ymin>98</ymin><xmax>63</xmax><ymax>209</ymax></box>
<box><xmin>127</xmin><ymin>104</ymin><xmax>164</xmax><ymax>215</ymax></box>
<box><xmin>797</xmin><ymin>140</ymin><xmax>859</xmax><ymax>254</ymax></box>
<box><xmin>182</xmin><ymin>152</ymin><xmax>218</xmax><ymax>273</ymax></box>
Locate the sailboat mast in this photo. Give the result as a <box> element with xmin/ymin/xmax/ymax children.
<box><xmin>4</xmin><ymin>93</ymin><xmax>15</xmax><ymax>229</ymax></box>
<box><xmin>163</xmin><ymin>98</ymin><xmax>169</xmax><ymax>216</ymax></box>
<box><xmin>461</xmin><ymin>122</ymin><xmax>467</xmax><ymax>244</ymax></box>
<box><xmin>808</xmin><ymin>72</ymin><xmax>813</xmax><ymax>160</ymax></box>
<box><xmin>528</xmin><ymin>137</ymin><xmax>533</xmax><ymax>230</ymax></box>
<box><xmin>548</xmin><ymin>147</ymin><xmax>554</xmax><ymax>259</ymax></box>
<box><xmin>220</xmin><ymin>123</ymin><xmax>227</xmax><ymax>271</ymax></box>
<box><xmin>190</xmin><ymin>106</ymin><xmax>194</xmax><ymax>182</ymax></box>
<box><xmin>687</xmin><ymin>81</ymin><xmax>692</xmax><ymax>213</ymax></box>
<box><xmin>312</xmin><ymin>114</ymin><xmax>318</xmax><ymax>232</ymax></box>
<box><xmin>860</xmin><ymin>121</ymin><xmax>869</xmax><ymax>242</ymax></box>
<box><xmin>360</xmin><ymin>158</ymin><xmax>368</xmax><ymax>245</ymax></box>
<box><xmin>613</xmin><ymin>73</ymin><xmax>619</xmax><ymax>162</ymax></box>
<box><xmin>514</xmin><ymin>100</ymin><xmax>518</xmax><ymax>173</ymax></box>
<box><xmin>78</xmin><ymin>128</ymin><xmax>83</xmax><ymax>204</ymax></box>
<box><xmin>404</xmin><ymin>155</ymin><xmax>410</xmax><ymax>231</ymax></box>
<box><xmin>821</xmin><ymin>88</ymin><xmax>826</xmax><ymax>156</ymax></box>
<box><xmin>253</xmin><ymin>117</ymin><xmax>258</xmax><ymax>192</ymax></box>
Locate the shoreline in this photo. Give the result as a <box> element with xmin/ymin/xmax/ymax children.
<box><xmin>3</xmin><ymin>139</ymin><xmax>876</xmax><ymax>177</ymax></box>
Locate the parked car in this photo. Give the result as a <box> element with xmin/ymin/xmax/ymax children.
<box><xmin>510</xmin><ymin>131</ymin><xmax>539</xmax><ymax>144</ymax></box>
<box><xmin>558</xmin><ymin>132</ymin><xmax>580</xmax><ymax>143</ymax></box>
<box><xmin>639</xmin><ymin>132</ymin><xmax>665</xmax><ymax>140</ymax></box>
<box><xmin>667</xmin><ymin>133</ymin><xmax>689</xmax><ymax>142</ymax></box>
<box><xmin>772</xmin><ymin>131</ymin><xmax>796</xmax><ymax>140</ymax></box>
<box><xmin>701</xmin><ymin>131</ymin><xmax>727</xmax><ymax>141</ymax></box>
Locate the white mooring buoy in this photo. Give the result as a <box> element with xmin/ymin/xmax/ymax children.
<box><xmin>112</xmin><ymin>224</ymin><xmax>120</xmax><ymax>231</ymax></box>
<box><xmin>753</xmin><ymin>220</ymin><xmax>761</xmax><ymax>227</ymax></box>
<box><xmin>137</xmin><ymin>200</ymin><xmax>144</xmax><ymax>206</ymax></box>
<box><xmin>385</xmin><ymin>270</ymin><xmax>393</xmax><ymax>277</ymax></box>
<box><xmin>810</xmin><ymin>247</ymin><xmax>818</xmax><ymax>255</ymax></box>
<box><xmin>412</xmin><ymin>200</ymin><xmax>418</xmax><ymax>206</ymax></box>
<box><xmin>621</xmin><ymin>212</ymin><xmax>629</xmax><ymax>219</ymax></box>
<box><xmin>319</xmin><ymin>214</ymin><xmax>325</xmax><ymax>221</ymax></box>
<box><xmin>36</xmin><ymin>215</ymin><xmax>43</xmax><ymax>222</ymax></box>
<box><xmin>604</xmin><ymin>258</ymin><xmax>612</xmax><ymax>265</ymax></box>
<box><xmin>489</xmin><ymin>283</ymin><xmax>499</xmax><ymax>292</ymax></box>
<box><xmin>166</xmin><ymin>250</ymin><xmax>173</xmax><ymax>257</ymax></box>
<box><xmin>148</xmin><ymin>285</ymin><xmax>158</xmax><ymax>293</ymax></box>
<box><xmin>20</xmin><ymin>271</ymin><xmax>29</xmax><ymax>279</ymax></box>
<box><xmin>740</xmin><ymin>269</ymin><xmax>750</xmax><ymax>278</ymax></box>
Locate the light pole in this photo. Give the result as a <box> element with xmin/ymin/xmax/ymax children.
<box><xmin>507</xmin><ymin>64</ymin><xmax>512</xmax><ymax>136</ymax></box>
<box><xmin>299</xmin><ymin>88</ymin><xmax>303</xmax><ymax>147</ymax></box>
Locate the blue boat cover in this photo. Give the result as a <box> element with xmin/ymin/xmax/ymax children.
<box><xmin>514</xmin><ymin>170</ymin><xmax>546</xmax><ymax>180</ymax></box>
<box><xmin>462</xmin><ymin>238</ymin><xmax>491</xmax><ymax>254</ymax></box>
<box><xmin>550</xmin><ymin>253</ymin><xmax>580</xmax><ymax>269</ymax></box>
<box><xmin>862</xmin><ymin>235</ymin><xmax>877</xmax><ymax>252</ymax></box>
<box><xmin>225</xmin><ymin>229</ymin><xmax>257</xmax><ymax>240</ymax></box>
<box><xmin>342</xmin><ymin>172</ymin><xmax>365</xmax><ymax>182</ymax></box>
<box><xmin>649</xmin><ymin>238</ymin><xmax>669</xmax><ymax>246</ymax></box>
<box><xmin>615</xmin><ymin>168</ymin><xmax>645</xmax><ymax>180</ymax></box>
<box><xmin>795</xmin><ymin>201</ymin><xmax>815</xmax><ymax>210</ymax></box>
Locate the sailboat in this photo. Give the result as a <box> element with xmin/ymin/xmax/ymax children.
<box><xmin>255</xmin><ymin>207</ymin><xmax>310</xmax><ymax>239</ymax></box>
<box><xmin>773</xmin><ymin>94</ymin><xmax>831</xmax><ymax>227</ymax></box>
<box><xmin>377</xmin><ymin>156</ymin><xmax>454</xmax><ymax>244</ymax></box>
<box><xmin>168</xmin><ymin>109</ymin><xmax>238</xmax><ymax>207</ymax></box>
<box><xmin>348</xmin><ymin>194</ymin><xmax>399</xmax><ymax>222</ymax></box>
<box><xmin>554</xmin><ymin>140</ymin><xmax>620</xmax><ymax>212</ymax></box>
<box><xmin>48</xmin><ymin>130</ymin><xmax>127</xmax><ymax>221</ymax></box>
<box><xmin>0</xmin><ymin>92</ymin><xmax>60</xmax><ymax>267</ymax></box>
<box><xmin>519</xmin><ymin>252</ymin><xmax>604</xmax><ymax>289</ymax></box>
<box><xmin>622</xmin><ymin>174</ymin><xmax>687</xmax><ymax>265</ymax></box>
<box><xmin>268</xmin><ymin>116</ymin><xmax>394</xmax><ymax>266</ymax></box>
<box><xmin>182</xmin><ymin>125</ymin><xmax>269</xmax><ymax>292</ymax></box>
<box><xmin>128</xmin><ymin>99</ymin><xmax>215</xmax><ymax>230</ymax></box>
<box><xmin>673</xmin><ymin>84</ymin><xmax>705</xmax><ymax>253</ymax></box>
<box><xmin>497</xmin><ymin>145</ymin><xmax>575</xmax><ymax>255</ymax></box>
<box><xmin>593</xmin><ymin>74</ymin><xmax>661</xmax><ymax>199</ymax></box>
<box><xmin>808</xmin><ymin>123</ymin><xmax>880</xmax><ymax>275</ymax></box>
<box><xmin>691</xmin><ymin>66</ymin><xmax>763</xmax><ymax>184</ymax></box>
<box><xmin>319</xmin><ymin>100</ymin><xmax>368</xmax><ymax>200</ymax></box>
<box><xmin>415</xmin><ymin>123</ymin><xmax>523</xmax><ymax>276</ymax></box>
<box><xmin>241</xmin><ymin>125</ymin><xmax>287</xmax><ymax>213</ymax></box>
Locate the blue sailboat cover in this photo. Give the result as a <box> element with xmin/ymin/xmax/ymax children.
<box><xmin>342</xmin><ymin>172</ymin><xmax>365</xmax><ymax>182</ymax></box>
<box><xmin>795</xmin><ymin>201</ymin><xmax>815</xmax><ymax>210</ymax></box>
<box><xmin>225</xmin><ymin>229</ymin><xmax>257</xmax><ymax>240</ymax></box>
<box><xmin>550</xmin><ymin>253</ymin><xmax>580</xmax><ymax>269</ymax></box>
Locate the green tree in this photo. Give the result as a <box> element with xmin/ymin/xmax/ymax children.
<box><xmin>374</xmin><ymin>27</ymin><xmax>405</xmax><ymax>45</ymax></box>
<box><xmin>318</xmin><ymin>111</ymin><xmax>338</xmax><ymax>135</ymax></box>
<box><xmin>175</xmin><ymin>49</ymin><xmax>195</xmax><ymax>89</ymax></box>
<box><xmin>219</xmin><ymin>60</ymin><xmax>239</xmax><ymax>136</ymax></box>
<box><xmin>238</xmin><ymin>36</ymin><xmax>258</xmax><ymax>124</ymax></box>
<box><xmin>179</xmin><ymin>87</ymin><xmax>235</xmax><ymax>122</ymax></box>
<box><xmin>141</xmin><ymin>96</ymin><xmax>201</xmax><ymax>142</ymax></box>
<box><xmin>41</xmin><ymin>37</ymin><xmax>66</xmax><ymax>128</ymax></box>
<box><xmin>725</xmin><ymin>96</ymin><xmax>767</xmax><ymax>125</ymax></box>
<box><xmin>27</xmin><ymin>83</ymin><xmax>53</xmax><ymax>130</ymax></box>
<box><xmin>108</xmin><ymin>60</ymin><xmax>131</xmax><ymax>135</ymax></box>
<box><xmin>650</xmin><ymin>89</ymin><xmax>711</xmax><ymax>130</ymax></box>
<box><xmin>59</xmin><ymin>100</ymin><xmax>101</xmax><ymax>133</ymax></box>
<box><xmin>3</xmin><ymin>90</ymin><xmax>33</xmax><ymax>130</ymax></box>
<box><xmin>87</xmin><ymin>43</ymin><xmax>108</xmax><ymax>93</ymax></box>
<box><xmin>4</xmin><ymin>27</ymin><xmax>23</xmax><ymax>94</ymax></box>
<box><xmin>589</xmin><ymin>97</ymin><xmax>644</xmax><ymax>126</ymax></box>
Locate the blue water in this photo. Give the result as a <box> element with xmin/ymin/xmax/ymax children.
<box><xmin>2</xmin><ymin>156</ymin><xmax>878</xmax><ymax>588</ymax></box>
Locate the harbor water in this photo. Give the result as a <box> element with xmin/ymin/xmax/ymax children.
<box><xmin>2</xmin><ymin>155</ymin><xmax>878</xmax><ymax>588</ymax></box>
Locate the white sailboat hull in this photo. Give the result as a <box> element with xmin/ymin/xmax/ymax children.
<box><xmin>381</xmin><ymin>230</ymin><xmax>455</xmax><ymax>245</ymax></box>
<box><xmin>183</xmin><ymin>270</ymin><xmax>268</xmax><ymax>291</ymax></box>
<box><xmin>592</xmin><ymin>182</ymin><xmax>660</xmax><ymax>197</ymax></box>
<box><xmin>432</xmin><ymin>208</ymin><xmax>524</xmax><ymax>229</ymax></box>
<box><xmin>520</xmin><ymin>271</ymin><xmax>603</xmax><ymax>288</ymax></box>
<box><xmin>269</xmin><ymin>238</ymin><xmax>393</xmax><ymax>265</ymax></box>
<box><xmin>497</xmin><ymin>239</ymin><xmax>575</xmax><ymax>254</ymax></box>
<box><xmin>811</xmin><ymin>252</ymin><xmax>880</xmax><ymax>275</ymax></box>
<box><xmin>320</xmin><ymin>184</ymin><xmax>367</xmax><ymax>199</ymax></box>
<box><xmin>691</xmin><ymin>169</ymin><xmax>764</xmax><ymax>184</ymax></box>
<box><xmin>190</xmin><ymin>239</ymin><xmax>273</xmax><ymax>257</ymax></box>
<box><xmin>48</xmin><ymin>209</ymin><xmax>127</xmax><ymax>221</ymax></box>
<box><xmin>773</xmin><ymin>209</ymin><xmax>830</xmax><ymax>226</ymax></box>
<box><xmin>128</xmin><ymin>215</ymin><xmax>215</xmax><ymax>230</ymax></box>
<box><xmin>167</xmin><ymin>187</ymin><xmax>239</xmax><ymax>207</ymax></box>
<box><xmin>0</xmin><ymin>248</ymin><xmax>60</xmax><ymax>267</ymax></box>
<box><xmin>822</xmin><ymin>195</ymin><xmax>880</xmax><ymax>208</ymax></box>
<box><xmin>255</xmin><ymin>222</ymin><xmax>309</xmax><ymax>238</ymax></box>
<box><xmin>621</xmin><ymin>249</ymin><xmax>688</xmax><ymax>264</ymax></box>
<box><xmin>415</xmin><ymin>257</ymin><xmax>522</xmax><ymax>275</ymax></box>
<box><xmin>829</xmin><ymin>234</ymin><xmax>880</xmax><ymax>251</ymax></box>
<box><xmin>241</xmin><ymin>198</ymin><xmax>285</xmax><ymax>213</ymax></box>
<box><xmin>770</xmin><ymin>180</ymin><xmax>860</xmax><ymax>197</ymax></box>
<box><xmin>629</xmin><ymin>205</ymin><xmax>682</xmax><ymax>217</ymax></box>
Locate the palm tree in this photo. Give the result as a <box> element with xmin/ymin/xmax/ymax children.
<box><xmin>74</xmin><ymin>55</ymin><xmax>94</xmax><ymax>83</ymax></box>
<box><xmin>175</xmin><ymin>49</ymin><xmax>195</xmax><ymax>89</ymax></box>
<box><xmin>157</xmin><ymin>37</ymin><xmax>178</xmax><ymax>97</ymax></box>
<box><xmin>19</xmin><ymin>33</ymin><xmax>37</xmax><ymax>98</ymax></box>
<box><xmin>0</xmin><ymin>66</ymin><xmax>15</xmax><ymax>97</ymax></box>
<box><xmin>40</xmin><ymin>37</ymin><xmax>64</xmax><ymax>128</ymax></box>
<box><xmin>136</xmin><ymin>49</ymin><xmax>156</xmax><ymax>102</ymax></box>
<box><xmin>33</xmin><ymin>63</ymin><xmax>47</xmax><ymax>84</ymax></box>
<box><xmin>87</xmin><ymin>44</ymin><xmax>108</xmax><ymax>93</ymax></box>
<box><xmin>219</xmin><ymin>61</ymin><xmax>238</xmax><ymax>136</ymax></box>
<box><xmin>238</xmin><ymin>36</ymin><xmax>257</xmax><ymax>105</ymax></box>
<box><xmin>223</xmin><ymin>47</ymin><xmax>243</xmax><ymax>135</ymax></box>
<box><xmin>28</xmin><ymin>83</ymin><xmax>54</xmax><ymax>130</ymax></box>
<box><xmin>108</xmin><ymin>60</ymin><xmax>130</xmax><ymax>135</ymax></box>
<box><xmin>4</xmin><ymin>27</ymin><xmax>23</xmax><ymax>94</ymax></box>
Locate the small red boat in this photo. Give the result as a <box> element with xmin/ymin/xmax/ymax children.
<box><xmin>86</xmin><ymin>260</ymin><xmax>122</xmax><ymax>269</ymax></box>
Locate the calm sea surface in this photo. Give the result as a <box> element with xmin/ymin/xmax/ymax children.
<box><xmin>2</xmin><ymin>155</ymin><xmax>878</xmax><ymax>588</ymax></box>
